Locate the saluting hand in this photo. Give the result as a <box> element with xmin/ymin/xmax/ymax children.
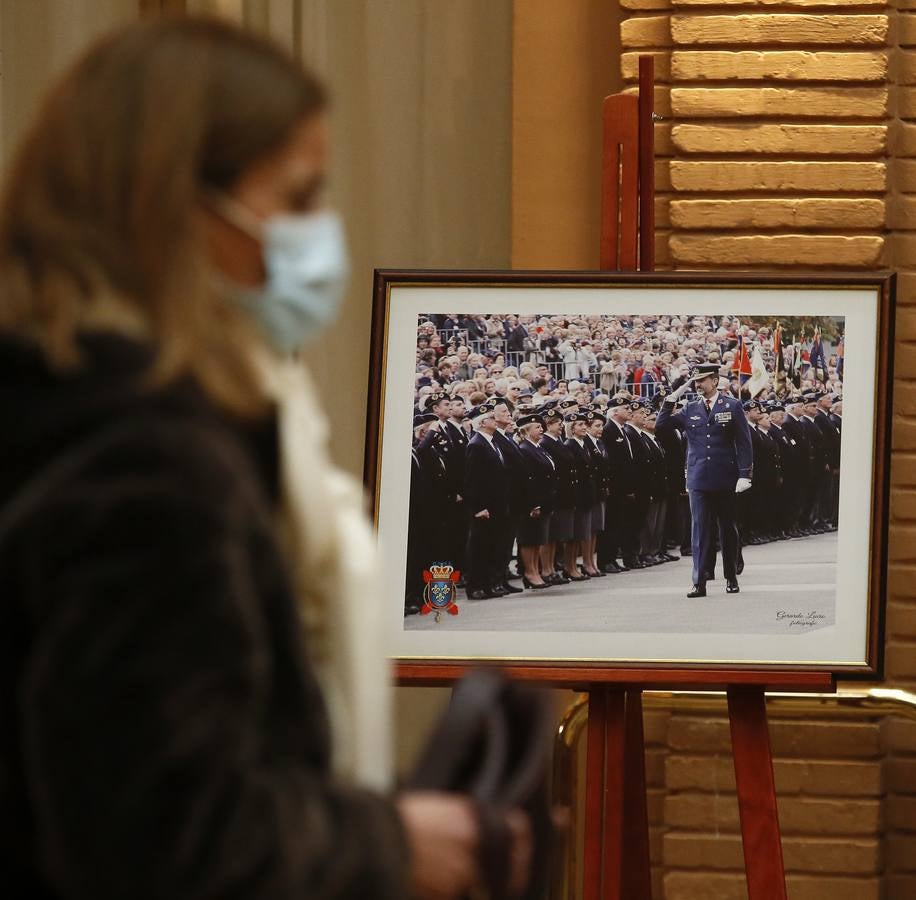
<box><xmin>529</xmin><ymin>507</ymin><xmax>541</xmax><ymax>518</ymax></box>
<box><xmin>667</xmin><ymin>380</ymin><xmax>691</xmax><ymax>403</ymax></box>
<box><xmin>475</xmin><ymin>509</ymin><xmax>490</xmax><ymax>519</ymax></box>
<box><xmin>735</xmin><ymin>478</ymin><xmax>752</xmax><ymax>494</ymax></box>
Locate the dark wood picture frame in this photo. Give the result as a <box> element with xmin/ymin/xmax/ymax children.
<box><xmin>365</xmin><ymin>269</ymin><xmax>895</xmax><ymax>686</ymax></box>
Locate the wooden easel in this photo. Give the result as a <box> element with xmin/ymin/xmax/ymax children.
<box><xmin>583</xmin><ymin>57</ymin><xmax>837</xmax><ymax>900</ymax></box>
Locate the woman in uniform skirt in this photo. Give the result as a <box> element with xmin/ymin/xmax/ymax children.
<box><xmin>563</xmin><ymin>411</ymin><xmax>596</xmax><ymax>580</ymax></box>
<box><xmin>538</xmin><ymin>407</ymin><xmax>573</xmax><ymax>585</ymax></box>
<box><xmin>515</xmin><ymin>414</ymin><xmax>557</xmax><ymax>589</ymax></box>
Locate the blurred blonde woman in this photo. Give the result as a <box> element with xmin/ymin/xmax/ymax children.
<box><xmin>0</xmin><ymin>17</ymin><xmax>528</xmax><ymax>900</ymax></box>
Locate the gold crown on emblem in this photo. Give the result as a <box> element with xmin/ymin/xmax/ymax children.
<box><xmin>429</xmin><ymin>563</ymin><xmax>454</xmax><ymax>580</ymax></box>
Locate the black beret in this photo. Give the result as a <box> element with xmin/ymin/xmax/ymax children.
<box><xmin>425</xmin><ymin>391</ymin><xmax>449</xmax><ymax>408</ymax></box>
<box><xmin>470</xmin><ymin>399</ymin><xmax>498</xmax><ymax>419</ymax></box>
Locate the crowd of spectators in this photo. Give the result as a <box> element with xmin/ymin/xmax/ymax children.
<box><xmin>414</xmin><ymin>313</ymin><xmax>843</xmax><ymax>414</ymax></box>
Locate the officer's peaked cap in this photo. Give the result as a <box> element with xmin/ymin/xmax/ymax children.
<box><xmin>690</xmin><ymin>362</ymin><xmax>721</xmax><ymax>380</ymax></box>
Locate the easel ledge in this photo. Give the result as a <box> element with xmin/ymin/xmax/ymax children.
<box><xmin>394</xmin><ymin>663</ymin><xmax>835</xmax><ymax>693</ymax></box>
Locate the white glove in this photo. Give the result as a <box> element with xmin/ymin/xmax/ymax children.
<box><xmin>667</xmin><ymin>381</ymin><xmax>691</xmax><ymax>403</ymax></box>
<box><xmin>735</xmin><ymin>478</ymin><xmax>752</xmax><ymax>494</ymax></box>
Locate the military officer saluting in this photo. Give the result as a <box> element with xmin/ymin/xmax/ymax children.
<box><xmin>657</xmin><ymin>362</ymin><xmax>753</xmax><ymax>597</ymax></box>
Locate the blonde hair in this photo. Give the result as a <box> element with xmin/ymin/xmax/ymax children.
<box><xmin>0</xmin><ymin>17</ymin><xmax>327</xmax><ymax>418</ymax></box>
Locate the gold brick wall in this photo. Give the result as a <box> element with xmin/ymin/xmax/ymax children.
<box><xmin>619</xmin><ymin>1</ymin><xmax>916</xmax><ymax>896</ymax></box>
<box><xmin>644</xmin><ymin>706</ymin><xmax>887</xmax><ymax>898</ymax></box>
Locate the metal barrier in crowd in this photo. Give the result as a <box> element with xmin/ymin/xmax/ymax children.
<box><xmin>418</xmin><ymin>327</ymin><xmax>839</xmax><ymax>399</ymax></box>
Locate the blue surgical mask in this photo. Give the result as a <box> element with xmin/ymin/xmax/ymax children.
<box><xmin>212</xmin><ymin>194</ymin><xmax>349</xmax><ymax>353</ymax></box>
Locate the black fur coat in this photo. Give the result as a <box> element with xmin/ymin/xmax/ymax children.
<box><xmin>0</xmin><ymin>333</ymin><xmax>407</xmax><ymax>899</ymax></box>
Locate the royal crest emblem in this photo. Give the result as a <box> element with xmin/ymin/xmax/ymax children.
<box><xmin>421</xmin><ymin>563</ymin><xmax>460</xmax><ymax>622</ymax></box>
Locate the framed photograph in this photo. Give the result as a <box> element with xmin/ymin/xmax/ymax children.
<box><xmin>364</xmin><ymin>270</ymin><xmax>894</xmax><ymax>679</ymax></box>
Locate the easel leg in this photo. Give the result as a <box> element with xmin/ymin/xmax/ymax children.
<box><xmin>583</xmin><ymin>688</ymin><xmax>652</xmax><ymax>900</ymax></box>
<box><xmin>583</xmin><ymin>688</ymin><xmax>607</xmax><ymax>900</ymax></box>
<box><xmin>728</xmin><ymin>686</ymin><xmax>788</xmax><ymax>900</ymax></box>
<box><xmin>601</xmin><ymin>689</ymin><xmax>627</xmax><ymax>900</ymax></box>
<box><xmin>621</xmin><ymin>690</ymin><xmax>652</xmax><ymax>899</ymax></box>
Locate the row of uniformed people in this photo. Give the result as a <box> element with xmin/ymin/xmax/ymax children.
<box><xmin>404</xmin><ymin>391</ymin><xmax>690</xmax><ymax>611</ymax></box>
<box><xmin>737</xmin><ymin>389</ymin><xmax>841</xmax><ymax>548</ymax></box>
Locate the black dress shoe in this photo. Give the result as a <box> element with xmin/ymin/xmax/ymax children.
<box><xmin>662</xmin><ymin>553</ymin><xmax>680</xmax><ymax>562</ymax></box>
<box><xmin>726</xmin><ymin>579</ymin><xmax>740</xmax><ymax>593</ymax></box>
<box><xmin>490</xmin><ymin>585</ymin><xmax>508</xmax><ymax>597</ymax></box>
<box><xmin>522</xmin><ymin>576</ymin><xmax>550</xmax><ymax>590</ymax></box>
<box><xmin>404</xmin><ymin>603</ymin><xmax>421</xmax><ymax>616</ymax></box>
<box><xmin>468</xmin><ymin>589</ymin><xmax>489</xmax><ymax>600</ymax></box>
<box><xmin>681</xmin><ymin>547</ymin><xmax>692</xmax><ymax>556</ymax></box>
<box><xmin>501</xmin><ymin>581</ymin><xmax>523</xmax><ymax>594</ymax></box>
<box><xmin>686</xmin><ymin>585</ymin><xmax>707</xmax><ymax>598</ymax></box>
<box><xmin>548</xmin><ymin>573</ymin><xmax>570</xmax><ymax>585</ymax></box>
<box><xmin>602</xmin><ymin>562</ymin><xmax>622</xmax><ymax>574</ymax></box>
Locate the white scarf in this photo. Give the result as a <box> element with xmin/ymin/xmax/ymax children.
<box><xmin>256</xmin><ymin>352</ymin><xmax>392</xmax><ymax>791</ymax></box>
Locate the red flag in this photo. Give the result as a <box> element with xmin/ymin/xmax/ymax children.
<box><xmin>737</xmin><ymin>336</ymin><xmax>752</xmax><ymax>382</ymax></box>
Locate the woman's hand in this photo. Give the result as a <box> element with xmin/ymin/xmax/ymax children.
<box><xmin>397</xmin><ymin>792</ymin><xmax>478</xmax><ymax>900</ymax></box>
<box><xmin>397</xmin><ymin>793</ymin><xmax>532</xmax><ymax>900</ymax></box>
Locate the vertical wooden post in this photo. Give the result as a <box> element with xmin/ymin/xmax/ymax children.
<box><xmin>600</xmin><ymin>94</ymin><xmax>639</xmax><ymax>271</ymax></box>
<box><xmin>589</xmin><ymin>55</ymin><xmax>657</xmax><ymax>900</ymax></box>
<box><xmin>637</xmin><ymin>55</ymin><xmax>655</xmax><ymax>271</ymax></box>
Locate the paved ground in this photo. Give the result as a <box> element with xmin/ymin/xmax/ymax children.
<box><xmin>404</xmin><ymin>532</ymin><xmax>836</xmax><ymax>635</ymax></box>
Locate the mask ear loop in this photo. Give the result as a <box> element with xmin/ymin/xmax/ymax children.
<box><xmin>203</xmin><ymin>191</ymin><xmax>265</xmax><ymax>243</ymax></box>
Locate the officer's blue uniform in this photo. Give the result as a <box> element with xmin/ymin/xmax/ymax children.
<box><xmin>657</xmin><ymin>392</ymin><xmax>753</xmax><ymax>587</ymax></box>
